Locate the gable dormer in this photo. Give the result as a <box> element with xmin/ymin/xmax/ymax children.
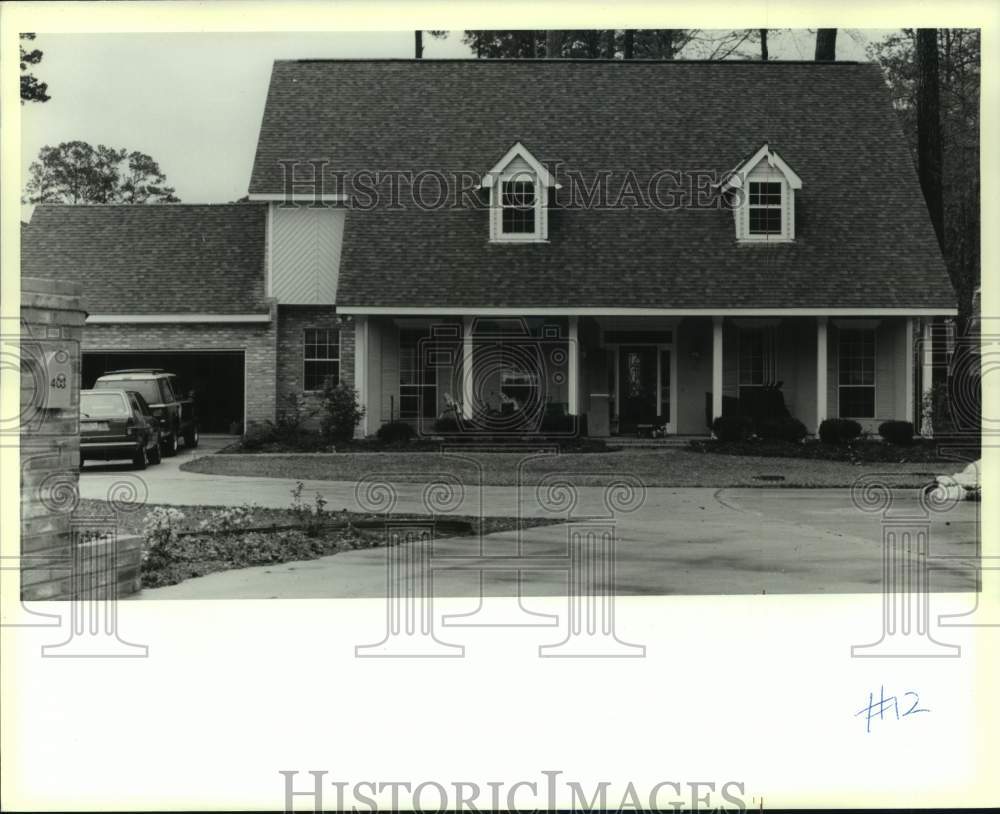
<box><xmin>722</xmin><ymin>143</ymin><xmax>802</xmax><ymax>243</ymax></box>
<box><xmin>481</xmin><ymin>142</ymin><xmax>557</xmax><ymax>243</ymax></box>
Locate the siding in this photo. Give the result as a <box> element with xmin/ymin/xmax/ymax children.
<box><xmin>270</xmin><ymin>204</ymin><xmax>345</xmax><ymax>304</ymax></box>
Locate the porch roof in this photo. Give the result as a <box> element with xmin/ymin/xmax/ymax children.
<box><xmin>252</xmin><ymin>59</ymin><xmax>955</xmax><ymax>312</ymax></box>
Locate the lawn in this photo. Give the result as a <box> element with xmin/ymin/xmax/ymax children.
<box><xmin>74</xmin><ymin>498</ymin><xmax>562</xmax><ymax>588</ymax></box>
<box><xmin>180</xmin><ymin>448</ymin><xmax>947</xmax><ymax>488</ymax></box>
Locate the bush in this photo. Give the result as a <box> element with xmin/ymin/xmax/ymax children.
<box><xmin>241</xmin><ymin>423</ymin><xmax>273</xmax><ymax>451</ymax></box>
<box><xmin>432</xmin><ymin>416</ymin><xmax>460</xmax><ymax>434</ymax></box>
<box><xmin>818</xmin><ymin>418</ymin><xmax>863</xmax><ymax>445</ymax></box>
<box><xmin>540</xmin><ymin>413</ymin><xmax>576</xmax><ymax>434</ymax></box>
<box><xmin>274</xmin><ymin>391</ymin><xmax>318</xmax><ymax>433</ymax></box>
<box><xmin>712</xmin><ymin>415</ymin><xmax>753</xmax><ymax>442</ymax></box>
<box><xmin>240</xmin><ymin>423</ymin><xmax>330</xmax><ymax>452</ymax></box>
<box><xmin>879</xmin><ymin>420</ymin><xmax>914</xmax><ymax>446</ymax></box>
<box><xmin>376</xmin><ymin>420</ymin><xmax>415</xmax><ymax>444</ymax></box>
<box><xmin>321</xmin><ymin>381</ymin><xmax>365</xmax><ymax>441</ymax></box>
<box><xmin>757</xmin><ymin>415</ymin><xmax>808</xmax><ymax>443</ymax></box>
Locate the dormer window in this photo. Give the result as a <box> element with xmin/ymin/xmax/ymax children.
<box><xmin>502</xmin><ymin>179</ymin><xmax>536</xmax><ymax>235</ymax></box>
<box><xmin>482</xmin><ymin>141</ymin><xmax>558</xmax><ymax>243</ymax></box>
<box><xmin>723</xmin><ymin>143</ymin><xmax>801</xmax><ymax>243</ymax></box>
<box><xmin>748</xmin><ymin>181</ymin><xmax>783</xmax><ymax>235</ymax></box>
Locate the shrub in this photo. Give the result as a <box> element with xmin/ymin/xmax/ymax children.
<box><xmin>818</xmin><ymin>418</ymin><xmax>863</xmax><ymax>445</ymax></box>
<box><xmin>757</xmin><ymin>415</ymin><xmax>808</xmax><ymax>443</ymax></box>
<box><xmin>195</xmin><ymin>504</ymin><xmax>258</xmax><ymax>535</ymax></box>
<box><xmin>289</xmin><ymin>481</ymin><xmax>329</xmax><ymax>538</ymax></box>
<box><xmin>321</xmin><ymin>381</ymin><xmax>365</xmax><ymax>441</ymax></box>
<box><xmin>540</xmin><ymin>413</ymin><xmax>576</xmax><ymax>434</ymax></box>
<box><xmin>274</xmin><ymin>391</ymin><xmax>318</xmax><ymax>433</ymax></box>
<box><xmin>240</xmin><ymin>423</ymin><xmax>329</xmax><ymax>452</ymax></box>
<box><xmin>740</xmin><ymin>383</ymin><xmax>791</xmax><ymax>422</ymax></box>
<box><xmin>241</xmin><ymin>423</ymin><xmax>272</xmax><ymax>450</ymax></box>
<box><xmin>432</xmin><ymin>416</ymin><xmax>460</xmax><ymax>434</ymax></box>
<box><xmin>141</xmin><ymin>506</ymin><xmax>187</xmax><ymax>570</ymax></box>
<box><xmin>879</xmin><ymin>420</ymin><xmax>914</xmax><ymax>446</ymax></box>
<box><xmin>376</xmin><ymin>420</ymin><xmax>415</xmax><ymax>444</ymax></box>
<box><xmin>712</xmin><ymin>415</ymin><xmax>753</xmax><ymax>442</ymax></box>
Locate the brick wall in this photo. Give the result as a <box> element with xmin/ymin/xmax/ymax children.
<box><xmin>276</xmin><ymin>305</ymin><xmax>351</xmax><ymax>425</ymax></box>
<box><xmin>83</xmin><ymin>314</ymin><xmax>278</xmax><ymax>427</ymax></box>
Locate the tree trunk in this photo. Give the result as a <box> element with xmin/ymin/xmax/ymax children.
<box><xmin>815</xmin><ymin>29</ymin><xmax>837</xmax><ymax>60</ymax></box>
<box><xmin>606</xmin><ymin>29</ymin><xmax>616</xmax><ymax>58</ymax></box>
<box><xmin>546</xmin><ymin>30</ymin><xmax>562</xmax><ymax>58</ymax></box>
<box><xmin>663</xmin><ymin>30</ymin><xmax>676</xmax><ymax>60</ymax></box>
<box><xmin>759</xmin><ymin>29</ymin><xmax>768</xmax><ymax>61</ymax></box>
<box><xmin>415</xmin><ymin>31</ymin><xmax>423</xmax><ymax>59</ymax></box>
<box><xmin>916</xmin><ymin>28</ymin><xmax>945</xmax><ymax>250</ymax></box>
<box><xmin>623</xmin><ymin>29</ymin><xmax>634</xmax><ymax>60</ymax></box>
<box><xmin>528</xmin><ymin>32</ymin><xmax>537</xmax><ymax>58</ymax></box>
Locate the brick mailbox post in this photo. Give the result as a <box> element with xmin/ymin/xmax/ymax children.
<box><xmin>19</xmin><ymin>277</ymin><xmax>143</xmax><ymax>603</ymax></box>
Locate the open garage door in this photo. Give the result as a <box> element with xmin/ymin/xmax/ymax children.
<box><xmin>82</xmin><ymin>351</ymin><xmax>245</xmax><ymax>434</ymax></box>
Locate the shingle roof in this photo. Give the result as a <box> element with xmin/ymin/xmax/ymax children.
<box><xmin>251</xmin><ymin>59</ymin><xmax>955</xmax><ymax>311</ymax></box>
<box><xmin>21</xmin><ymin>204</ymin><xmax>268</xmax><ymax>314</ymax></box>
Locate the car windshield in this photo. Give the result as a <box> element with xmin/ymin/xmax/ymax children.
<box><xmin>95</xmin><ymin>379</ymin><xmax>161</xmax><ymax>404</ymax></box>
<box><xmin>81</xmin><ymin>392</ymin><xmax>129</xmax><ymax>419</ymax></box>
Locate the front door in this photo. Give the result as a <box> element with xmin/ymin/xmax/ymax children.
<box><xmin>618</xmin><ymin>346</ymin><xmax>658</xmax><ymax>433</ymax></box>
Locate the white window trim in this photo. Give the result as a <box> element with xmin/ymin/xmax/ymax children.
<box><xmin>836</xmin><ymin>325</ymin><xmax>878</xmax><ymax>419</ymax></box>
<box><xmin>302</xmin><ymin>327</ymin><xmax>340</xmax><ymax>393</ymax></box>
<box><xmin>492</xmin><ymin>173</ymin><xmax>545</xmax><ymax>243</ymax></box>
<box><xmin>724</xmin><ymin>144</ymin><xmax>801</xmax><ymax>244</ymax></box>
<box><xmin>483</xmin><ymin>142</ymin><xmax>554</xmax><ymax>244</ymax></box>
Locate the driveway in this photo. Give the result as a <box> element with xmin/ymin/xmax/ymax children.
<box><xmin>77</xmin><ymin>443</ymin><xmax>979</xmax><ymax>599</ymax></box>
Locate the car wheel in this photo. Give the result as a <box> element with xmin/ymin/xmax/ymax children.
<box><xmin>162</xmin><ymin>431</ymin><xmax>179</xmax><ymax>457</ymax></box>
<box><xmin>184</xmin><ymin>424</ymin><xmax>199</xmax><ymax>449</ymax></box>
<box><xmin>148</xmin><ymin>434</ymin><xmax>162</xmax><ymax>465</ymax></box>
<box><xmin>132</xmin><ymin>444</ymin><xmax>148</xmax><ymax>470</ymax></box>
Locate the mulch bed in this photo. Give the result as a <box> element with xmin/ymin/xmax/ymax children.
<box><xmin>73</xmin><ymin>499</ymin><xmax>562</xmax><ymax>589</ymax></box>
<box><xmin>688</xmin><ymin>437</ymin><xmax>976</xmax><ymax>464</ymax></box>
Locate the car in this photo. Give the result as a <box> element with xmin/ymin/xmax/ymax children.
<box><xmin>93</xmin><ymin>369</ymin><xmax>198</xmax><ymax>456</ymax></box>
<box><xmin>80</xmin><ymin>389</ymin><xmax>162</xmax><ymax>470</ymax></box>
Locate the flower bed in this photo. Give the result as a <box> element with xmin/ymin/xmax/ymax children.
<box><xmin>689</xmin><ymin>436</ymin><xmax>963</xmax><ymax>464</ymax></box>
<box><xmin>222</xmin><ymin>432</ymin><xmax>613</xmax><ymax>455</ymax></box>
<box><xmin>73</xmin><ymin>490</ymin><xmax>562</xmax><ymax>589</ymax></box>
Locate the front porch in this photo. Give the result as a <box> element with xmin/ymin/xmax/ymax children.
<box><xmin>348</xmin><ymin>313</ymin><xmax>942</xmax><ymax>439</ymax></box>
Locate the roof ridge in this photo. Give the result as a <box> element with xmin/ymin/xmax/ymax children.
<box><xmin>278</xmin><ymin>57</ymin><xmax>863</xmax><ymax>66</ymax></box>
<box><xmin>31</xmin><ymin>202</ymin><xmax>261</xmax><ymax>209</ymax></box>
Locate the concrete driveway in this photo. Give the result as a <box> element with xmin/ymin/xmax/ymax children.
<box><xmin>77</xmin><ymin>440</ymin><xmax>980</xmax><ymax>599</ymax></box>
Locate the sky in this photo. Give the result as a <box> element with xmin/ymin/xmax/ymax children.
<box><xmin>20</xmin><ymin>29</ymin><xmax>890</xmax><ymax>220</ymax></box>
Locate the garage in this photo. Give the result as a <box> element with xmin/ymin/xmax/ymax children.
<box><xmin>82</xmin><ymin>351</ymin><xmax>245</xmax><ymax>434</ymax></box>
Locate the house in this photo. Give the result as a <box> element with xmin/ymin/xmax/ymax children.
<box><xmin>22</xmin><ymin>59</ymin><xmax>956</xmax><ymax>437</ymax></box>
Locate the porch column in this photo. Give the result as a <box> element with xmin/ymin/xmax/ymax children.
<box><xmin>462</xmin><ymin>315</ymin><xmax>474</xmax><ymax>420</ymax></box>
<box><xmin>904</xmin><ymin>317</ymin><xmax>915</xmax><ymax>425</ymax></box>
<box><xmin>816</xmin><ymin>316</ymin><xmax>828</xmax><ymax>432</ymax></box>
<box><xmin>711</xmin><ymin>316</ymin><xmax>723</xmax><ymax>421</ymax></box>
<box><xmin>354</xmin><ymin>316</ymin><xmax>369</xmax><ymax>437</ymax></box>
<box><xmin>567</xmin><ymin>316</ymin><xmax>579</xmax><ymax>415</ymax></box>
<box><xmin>921</xmin><ymin>318</ymin><xmax>934</xmax><ymax>436</ymax></box>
